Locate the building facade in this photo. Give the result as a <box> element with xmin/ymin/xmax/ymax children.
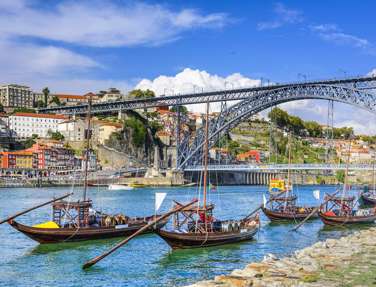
<box><xmin>0</xmin><ymin>151</ymin><xmax>35</xmax><ymax>169</ymax></box>
<box><xmin>0</xmin><ymin>84</ymin><xmax>34</xmax><ymax>108</ymax></box>
<box><xmin>8</xmin><ymin>113</ymin><xmax>67</xmax><ymax>139</ymax></box>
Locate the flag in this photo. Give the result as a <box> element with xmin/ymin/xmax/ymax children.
<box><xmin>155</xmin><ymin>193</ymin><xmax>167</xmax><ymax>211</ymax></box>
<box><xmin>263</xmin><ymin>194</ymin><xmax>267</xmax><ymax>207</ymax></box>
<box><xmin>313</xmin><ymin>190</ymin><xmax>320</xmax><ymax>200</ymax></box>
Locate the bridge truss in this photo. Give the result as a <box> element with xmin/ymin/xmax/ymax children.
<box><xmin>177</xmin><ymin>77</ymin><xmax>376</xmax><ymax>169</ymax></box>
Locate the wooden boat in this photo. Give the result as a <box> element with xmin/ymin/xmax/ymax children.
<box><xmin>261</xmin><ymin>194</ymin><xmax>318</xmax><ymax>221</ymax></box>
<box><xmin>361</xmin><ymin>163</ymin><xmax>376</xmax><ymax>206</ymax></box>
<box><xmin>318</xmin><ymin>195</ymin><xmax>376</xmax><ymax>226</ymax></box>
<box><xmin>318</xmin><ymin>143</ymin><xmax>376</xmax><ymax>226</ymax></box>
<box><xmin>6</xmin><ymin>95</ymin><xmax>166</xmax><ymax>244</ymax></box>
<box><xmin>360</xmin><ymin>191</ymin><xmax>376</xmax><ymax>206</ymax></box>
<box><xmin>108</xmin><ymin>184</ymin><xmax>134</xmax><ymax>190</ymax></box>
<box><xmin>261</xmin><ymin>134</ymin><xmax>318</xmax><ymax>222</ymax></box>
<box><xmin>155</xmin><ymin>103</ymin><xmax>259</xmax><ymax>249</ymax></box>
<box><xmin>8</xmin><ymin>214</ymin><xmax>167</xmax><ymax>244</ymax></box>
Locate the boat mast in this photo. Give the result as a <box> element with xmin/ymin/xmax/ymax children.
<box><xmin>373</xmin><ymin>158</ymin><xmax>375</xmax><ymax>191</ymax></box>
<box><xmin>287</xmin><ymin>132</ymin><xmax>292</xmax><ymax>192</ymax></box>
<box><xmin>203</xmin><ymin>102</ymin><xmax>210</xmax><ymax>210</ymax></box>
<box><xmin>340</xmin><ymin>139</ymin><xmax>352</xmax><ymax>214</ymax></box>
<box><xmin>83</xmin><ymin>94</ymin><xmax>93</xmax><ymax>201</ymax></box>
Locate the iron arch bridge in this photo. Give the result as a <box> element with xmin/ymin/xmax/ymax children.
<box><xmin>177</xmin><ymin>82</ymin><xmax>376</xmax><ymax>169</ymax></box>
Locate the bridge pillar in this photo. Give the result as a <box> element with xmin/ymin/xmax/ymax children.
<box><xmin>118</xmin><ymin>110</ymin><xmax>122</xmax><ymax>120</ymax></box>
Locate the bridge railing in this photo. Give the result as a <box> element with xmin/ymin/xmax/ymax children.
<box><xmin>184</xmin><ymin>163</ymin><xmax>376</xmax><ymax>171</ymax></box>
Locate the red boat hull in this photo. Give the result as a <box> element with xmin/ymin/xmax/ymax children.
<box><xmin>318</xmin><ymin>212</ymin><xmax>376</xmax><ymax>226</ymax></box>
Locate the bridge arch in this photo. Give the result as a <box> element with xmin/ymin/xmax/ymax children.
<box><xmin>178</xmin><ymin>83</ymin><xmax>376</xmax><ymax>169</ymax></box>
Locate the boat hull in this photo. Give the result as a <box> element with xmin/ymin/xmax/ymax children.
<box><xmin>8</xmin><ymin>218</ymin><xmax>167</xmax><ymax>244</ymax></box>
<box><xmin>261</xmin><ymin>207</ymin><xmax>318</xmax><ymax>222</ymax></box>
<box><xmin>360</xmin><ymin>193</ymin><xmax>376</xmax><ymax>206</ymax></box>
<box><xmin>155</xmin><ymin>228</ymin><xmax>258</xmax><ymax>249</ymax></box>
<box><xmin>108</xmin><ymin>184</ymin><xmax>134</xmax><ymax>191</ymax></box>
<box><xmin>318</xmin><ymin>212</ymin><xmax>376</xmax><ymax>226</ymax></box>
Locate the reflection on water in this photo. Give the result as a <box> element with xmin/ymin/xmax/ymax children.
<box><xmin>0</xmin><ymin>185</ymin><xmax>372</xmax><ymax>287</ymax></box>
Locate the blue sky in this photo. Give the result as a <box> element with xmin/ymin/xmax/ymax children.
<box><xmin>0</xmin><ymin>0</ymin><xmax>375</xmax><ymax>133</ymax></box>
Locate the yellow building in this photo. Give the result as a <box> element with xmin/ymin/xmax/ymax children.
<box><xmin>14</xmin><ymin>151</ymin><xmax>34</xmax><ymax>169</ymax></box>
<box><xmin>93</xmin><ymin>120</ymin><xmax>123</xmax><ymax>145</ymax></box>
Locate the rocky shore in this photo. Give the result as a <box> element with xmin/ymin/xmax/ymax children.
<box><xmin>188</xmin><ymin>227</ymin><xmax>376</xmax><ymax>287</ymax></box>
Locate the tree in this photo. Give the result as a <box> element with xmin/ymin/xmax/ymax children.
<box><xmin>170</xmin><ymin>105</ymin><xmax>188</xmax><ymax>115</ymax></box>
<box><xmin>304</xmin><ymin>121</ymin><xmax>323</xmax><ymax>137</ymax></box>
<box><xmin>268</xmin><ymin>107</ymin><xmax>289</xmax><ymax>128</ymax></box>
<box><xmin>35</xmin><ymin>100</ymin><xmax>46</xmax><ymax>108</ymax></box>
<box><xmin>124</xmin><ymin>117</ymin><xmax>147</xmax><ymax>147</ymax></box>
<box><xmin>42</xmin><ymin>87</ymin><xmax>50</xmax><ymax>106</ymax></box>
<box><xmin>13</xmin><ymin>107</ymin><xmax>36</xmax><ymax>113</ymax></box>
<box><xmin>335</xmin><ymin>170</ymin><xmax>345</xmax><ymax>183</ymax></box>
<box><xmin>128</xmin><ymin>89</ymin><xmax>155</xmax><ymax>99</ymax></box>
<box><xmin>49</xmin><ymin>96</ymin><xmax>61</xmax><ymax>106</ymax></box>
<box><xmin>288</xmin><ymin>115</ymin><xmax>304</xmax><ymax>135</ymax></box>
<box><xmin>24</xmin><ymin>134</ymin><xmax>38</xmax><ymax>149</ymax></box>
<box><xmin>47</xmin><ymin>130</ymin><xmax>65</xmax><ymax>141</ymax></box>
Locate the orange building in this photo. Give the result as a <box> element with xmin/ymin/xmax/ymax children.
<box><xmin>0</xmin><ymin>151</ymin><xmax>35</xmax><ymax>169</ymax></box>
<box><xmin>236</xmin><ymin>150</ymin><xmax>261</xmax><ymax>163</ymax></box>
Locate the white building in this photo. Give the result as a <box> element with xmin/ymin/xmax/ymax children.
<box><xmin>58</xmin><ymin>118</ymin><xmax>87</xmax><ymax>142</ymax></box>
<box><xmin>9</xmin><ymin>113</ymin><xmax>67</xmax><ymax>139</ymax></box>
<box><xmin>0</xmin><ymin>84</ymin><xmax>34</xmax><ymax>108</ymax></box>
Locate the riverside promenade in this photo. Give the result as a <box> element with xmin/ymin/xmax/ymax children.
<box><xmin>188</xmin><ymin>227</ymin><xmax>376</xmax><ymax>287</ymax></box>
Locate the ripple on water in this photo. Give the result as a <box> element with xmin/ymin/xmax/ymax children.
<box><xmin>0</xmin><ymin>185</ymin><xmax>363</xmax><ymax>287</ymax></box>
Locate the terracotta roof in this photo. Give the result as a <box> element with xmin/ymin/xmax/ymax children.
<box><xmin>12</xmin><ymin>113</ymin><xmax>67</xmax><ymax>120</ymax></box>
<box><xmin>156</xmin><ymin>131</ymin><xmax>171</xmax><ymax>136</ymax></box>
<box><xmin>1</xmin><ymin>151</ymin><xmax>34</xmax><ymax>156</ymax></box>
<box><xmin>55</xmin><ymin>94</ymin><xmax>86</xmax><ymax>100</ymax></box>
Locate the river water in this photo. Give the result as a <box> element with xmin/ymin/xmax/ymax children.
<box><xmin>0</xmin><ymin>185</ymin><xmax>361</xmax><ymax>287</ymax></box>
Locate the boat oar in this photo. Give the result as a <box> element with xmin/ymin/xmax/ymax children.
<box><xmin>0</xmin><ymin>192</ymin><xmax>73</xmax><ymax>225</ymax></box>
<box><xmin>82</xmin><ymin>198</ymin><xmax>198</xmax><ymax>269</ymax></box>
<box><xmin>290</xmin><ymin>189</ymin><xmax>341</xmax><ymax>232</ymax></box>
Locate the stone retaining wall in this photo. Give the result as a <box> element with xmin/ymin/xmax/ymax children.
<box><xmin>188</xmin><ymin>227</ymin><xmax>376</xmax><ymax>287</ymax></box>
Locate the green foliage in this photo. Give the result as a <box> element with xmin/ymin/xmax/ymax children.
<box><xmin>268</xmin><ymin>107</ymin><xmax>290</xmax><ymax>128</ymax></box>
<box><xmin>13</xmin><ymin>107</ymin><xmax>36</xmax><ymax>114</ymax></box>
<box><xmin>170</xmin><ymin>106</ymin><xmax>188</xmax><ymax>115</ymax></box>
<box><xmin>124</xmin><ymin>117</ymin><xmax>147</xmax><ymax>147</ymax></box>
<box><xmin>336</xmin><ymin>170</ymin><xmax>345</xmax><ymax>183</ymax></box>
<box><xmin>42</xmin><ymin>87</ymin><xmax>50</xmax><ymax>106</ymax></box>
<box><xmin>304</xmin><ymin>121</ymin><xmax>323</xmax><ymax>137</ymax></box>
<box><xmin>269</xmin><ymin>107</ymin><xmax>354</xmax><ymax>139</ymax></box>
<box><xmin>333</xmin><ymin>126</ymin><xmax>354</xmax><ymax>139</ymax></box>
<box><xmin>49</xmin><ymin>96</ymin><xmax>61</xmax><ymax>106</ymax></box>
<box><xmin>128</xmin><ymin>89</ymin><xmax>155</xmax><ymax>99</ymax></box>
<box><xmin>227</xmin><ymin>140</ymin><xmax>240</xmax><ymax>157</ymax></box>
<box><xmin>47</xmin><ymin>130</ymin><xmax>64</xmax><ymax>141</ymax></box>
<box><xmin>35</xmin><ymin>100</ymin><xmax>46</xmax><ymax>108</ymax></box>
<box><xmin>23</xmin><ymin>134</ymin><xmax>38</xmax><ymax>149</ymax></box>
<box><xmin>149</xmin><ymin>120</ymin><xmax>163</xmax><ymax>134</ymax></box>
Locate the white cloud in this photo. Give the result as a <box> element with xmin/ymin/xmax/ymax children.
<box><xmin>310</xmin><ymin>24</ymin><xmax>374</xmax><ymax>53</ymax></box>
<box><xmin>368</xmin><ymin>69</ymin><xmax>376</xmax><ymax>76</ymax></box>
<box><xmin>0</xmin><ymin>1</ymin><xmax>229</xmax><ymax>47</ymax></box>
<box><xmin>135</xmin><ymin>68</ymin><xmax>261</xmax><ymax>112</ymax></box>
<box><xmin>0</xmin><ymin>38</ymin><xmax>99</xmax><ymax>77</ymax></box>
<box><xmin>257</xmin><ymin>3</ymin><xmax>303</xmax><ymax>30</ymax></box>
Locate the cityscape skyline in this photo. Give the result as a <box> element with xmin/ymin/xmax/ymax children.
<box><xmin>0</xmin><ymin>1</ymin><xmax>375</xmax><ymax>133</ymax></box>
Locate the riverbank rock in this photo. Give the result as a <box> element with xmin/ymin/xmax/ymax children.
<box><xmin>186</xmin><ymin>227</ymin><xmax>376</xmax><ymax>287</ymax></box>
